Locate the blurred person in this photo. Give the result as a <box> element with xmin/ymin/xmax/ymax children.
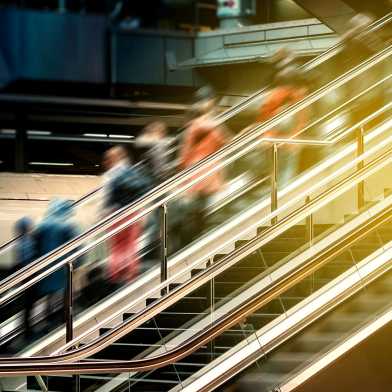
<box><xmin>103</xmin><ymin>145</ymin><xmax>150</xmax><ymax>285</ymax></box>
<box><xmin>178</xmin><ymin>86</ymin><xmax>228</xmax><ymax>245</ymax></box>
<box><xmin>339</xmin><ymin>13</ymin><xmax>386</xmax><ymax>128</ymax></box>
<box><xmin>136</xmin><ymin>121</ymin><xmax>173</xmax><ymax>261</ymax></box>
<box><xmin>14</xmin><ymin>217</ymin><xmax>37</xmax><ymax>339</ymax></box>
<box><xmin>136</xmin><ymin>121</ymin><xmax>172</xmax><ymax>185</ymax></box>
<box><xmin>269</xmin><ymin>47</ymin><xmax>297</xmax><ymax>82</ymax></box>
<box><xmin>256</xmin><ymin>64</ymin><xmax>310</xmax><ymax>186</ymax></box>
<box><xmin>35</xmin><ymin>199</ymin><xmax>81</xmax><ymax>328</ymax></box>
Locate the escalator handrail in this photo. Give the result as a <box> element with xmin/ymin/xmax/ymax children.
<box><xmin>181</xmin><ymin>223</ymin><xmax>392</xmax><ymax>392</ymax></box>
<box><xmin>2</xmin><ymin>119</ymin><xmax>391</xmax><ymax>366</ymax></box>
<box><xmin>1</xmin><ymin>12</ymin><xmax>389</xmax><ymax>257</ymax></box>
<box><xmin>0</xmin><ymin>43</ymin><xmax>390</xmax><ymax>305</ymax></box>
<box><xmin>0</xmin><ymin>144</ymin><xmax>391</xmax><ymax>374</ymax></box>
<box><xmin>19</xmin><ymin>108</ymin><xmax>392</xmax><ymax>357</ymax></box>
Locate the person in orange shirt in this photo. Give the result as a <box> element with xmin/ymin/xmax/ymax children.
<box><xmin>257</xmin><ymin>65</ymin><xmax>309</xmax><ymax>187</ymax></box>
<box><xmin>178</xmin><ymin>87</ymin><xmax>228</xmax><ymax>245</ymax></box>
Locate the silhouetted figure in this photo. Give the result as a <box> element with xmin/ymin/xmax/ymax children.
<box><xmin>178</xmin><ymin>87</ymin><xmax>227</xmax><ymax>245</ymax></box>
<box><xmin>14</xmin><ymin>217</ymin><xmax>37</xmax><ymax>339</ymax></box>
<box><xmin>103</xmin><ymin>146</ymin><xmax>150</xmax><ymax>285</ymax></box>
<box><xmin>257</xmin><ymin>64</ymin><xmax>309</xmax><ymax>186</ymax></box>
<box><xmin>35</xmin><ymin>199</ymin><xmax>80</xmax><ymax>328</ymax></box>
<box><xmin>136</xmin><ymin>121</ymin><xmax>172</xmax><ymax>185</ymax></box>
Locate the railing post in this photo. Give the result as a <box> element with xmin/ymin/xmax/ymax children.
<box><xmin>306</xmin><ymin>196</ymin><xmax>314</xmax><ymax>246</ymax></box>
<box><xmin>65</xmin><ymin>261</ymin><xmax>74</xmax><ymax>343</ymax></box>
<box><xmin>357</xmin><ymin>126</ymin><xmax>365</xmax><ymax>210</ymax></box>
<box><xmin>35</xmin><ymin>376</ymin><xmax>48</xmax><ymax>392</ymax></box>
<box><xmin>73</xmin><ymin>375</ymin><xmax>80</xmax><ymax>392</ymax></box>
<box><xmin>271</xmin><ymin>143</ymin><xmax>278</xmax><ymax>225</ymax></box>
<box><xmin>160</xmin><ymin>204</ymin><xmax>168</xmax><ymax>295</ymax></box>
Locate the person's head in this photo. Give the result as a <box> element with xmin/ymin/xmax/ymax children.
<box><xmin>15</xmin><ymin>217</ymin><xmax>33</xmax><ymax>237</ymax></box>
<box><xmin>193</xmin><ymin>85</ymin><xmax>217</xmax><ymax>116</ymax></box>
<box><xmin>270</xmin><ymin>47</ymin><xmax>296</xmax><ymax>70</ymax></box>
<box><xmin>103</xmin><ymin>145</ymin><xmax>129</xmax><ymax>170</ymax></box>
<box><xmin>143</xmin><ymin>121</ymin><xmax>167</xmax><ymax>139</ymax></box>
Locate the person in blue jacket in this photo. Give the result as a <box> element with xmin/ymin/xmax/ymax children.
<box><xmin>35</xmin><ymin>199</ymin><xmax>81</xmax><ymax>326</ymax></box>
<box><xmin>14</xmin><ymin>217</ymin><xmax>37</xmax><ymax>338</ymax></box>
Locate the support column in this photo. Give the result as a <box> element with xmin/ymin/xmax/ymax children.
<box><xmin>15</xmin><ymin>128</ymin><xmax>27</xmax><ymax>173</ymax></box>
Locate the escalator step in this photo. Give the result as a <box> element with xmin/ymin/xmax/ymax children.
<box><xmin>146</xmin><ymin>297</ymin><xmax>159</xmax><ymax>306</ymax></box>
<box><xmin>169</xmin><ymin>283</ymin><xmax>181</xmax><ymax>291</ymax></box>
<box><xmin>235</xmin><ymin>237</ymin><xmax>307</xmax><ymax>250</ymax></box>
<box><xmin>123</xmin><ymin>312</ymin><xmax>136</xmax><ymax>322</ymax></box>
<box><xmin>191</xmin><ymin>268</ymin><xmax>204</xmax><ymax>277</ymax></box>
<box><xmin>213</xmin><ymin>253</ymin><xmax>227</xmax><ymax>263</ymax></box>
<box><xmin>165</xmin><ymin>297</ymin><xmax>208</xmax><ymax>314</ymax></box>
<box><xmin>91</xmin><ymin>342</ymin><xmax>152</xmax><ymax>360</ymax></box>
<box><xmin>153</xmin><ymin>311</ymin><xmax>208</xmax><ymax>330</ymax></box>
<box><xmin>115</xmin><ymin>326</ymin><xmax>161</xmax><ymax>344</ymax></box>
<box><xmin>215</xmin><ymin>266</ymin><xmax>267</xmax><ymax>282</ymax></box>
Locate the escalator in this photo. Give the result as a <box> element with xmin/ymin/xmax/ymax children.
<box><xmin>0</xmin><ymin>14</ymin><xmax>390</xmax><ymax>391</ymax></box>
<box><xmin>183</xmin><ymin>223</ymin><xmax>392</xmax><ymax>392</ymax></box>
<box><xmin>88</xmin><ymin>192</ymin><xmax>392</xmax><ymax>392</ymax></box>
<box><xmin>0</xmin><ymin>126</ymin><xmax>391</xmax><ymax>391</ymax></box>
<box><xmin>0</xmin><ymin>18</ymin><xmax>388</xmax><ymax>360</ymax></box>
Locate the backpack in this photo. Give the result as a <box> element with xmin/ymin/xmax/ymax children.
<box><xmin>108</xmin><ymin>165</ymin><xmax>152</xmax><ymax>209</ymax></box>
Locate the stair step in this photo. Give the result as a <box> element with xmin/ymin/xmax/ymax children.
<box><xmin>213</xmin><ymin>253</ymin><xmax>227</xmax><ymax>263</ymax></box>
<box><xmin>146</xmin><ymin>297</ymin><xmax>159</xmax><ymax>306</ymax></box>
<box><xmin>191</xmin><ymin>268</ymin><xmax>204</xmax><ymax>278</ymax></box>
<box><xmin>169</xmin><ymin>283</ymin><xmax>181</xmax><ymax>292</ymax></box>
<box><xmin>235</xmin><ymin>238</ymin><xmax>306</xmax><ymax>252</ymax></box>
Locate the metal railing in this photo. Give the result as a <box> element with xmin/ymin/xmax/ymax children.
<box><xmin>52</xmin><ymin>110</ymin><xmax>392</xmax><ymax>356</ymax></box>
<box><xmin>2</xmin><ymin>12</ymin><xmax>390</xmax><ymax>254</ymax></box>
<box><xmin>0</xmin><ymin>144</ymin><xmax>391</xmax><ymax>374</ymax></box>
<box><xmin>0</xmin><ymin>44</ymin><xmax>390</xmax><ymax>351</ymax></box>
<box><xmin>180</xmin><ymin>221</ymin><xmax>392</xmax><ymax>392</ymax></box>
<box><xmin>1</xmin><ymin>104</ymin><xmax>391</xmax><ymax>367</ymax></box>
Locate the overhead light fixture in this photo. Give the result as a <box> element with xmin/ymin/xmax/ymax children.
<box><xmin>29</xmin><ymin>162</ymin><xmax>74</xmax><ymax>167</ymax></box>
<box><xmin>1</xmin><ymin>129</ymin><xmax>16</xmax><ymax>135</ymax></box>
<box><xmin>28</xmin><ymin>130</ymin><xmax>52</xmax><ymax>136</ymax></box>
<box><xmin>83</xmin><ymin>133</ymin><xmax>107</xmax><ymax>138</ymax></box>
<box><xmin>109</xmin><ymin>134</ymin><xmax>134</xmax><ymax>139</ymax></box>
